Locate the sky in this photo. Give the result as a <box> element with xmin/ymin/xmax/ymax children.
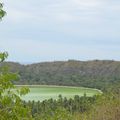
<box><xmin>0</xmin><ymin>0</ymin><xmax>120</xmax><ymax>63</ymax></box>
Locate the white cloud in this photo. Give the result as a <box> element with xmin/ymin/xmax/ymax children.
<box><xmin>5</xmin><ymin>8</ymin><xmax>33</xmax><ymax>23</ymax></box>
<box><xmin>1</xmin><ymin>38</ymin><xmax>120</xmax><ymax>62</ymax></box>
<box><xmin>71</xmin><ymin>0</ymin><xmax>101</xmax><ymax>7</ymax></box>
<box><xmin>3</xmin><ymin>0</ymin><xmax>102</xmax><ymax>24</ymax></box>
<box><xmin>1</xmin><ymin>0</ymin><xmax>120</xmax><ymax>62</ymax></box>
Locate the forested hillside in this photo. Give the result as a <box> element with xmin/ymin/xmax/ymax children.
<box><xmin>2</xmin><ymin>60</ymin><xmax>120</xmax><ymax>90</ymax></box>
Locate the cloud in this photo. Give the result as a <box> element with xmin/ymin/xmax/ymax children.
<box><xmin>1</xmin><ymin>38</ymin><xmax>120</xmax><ymax>62</ymax></box>
<box><xmin>3</xmin><ymin>0</ymin><xmax>101</xmax><ymax>23</ymax></box>
<box><xmin>1</xmin><ymin>0</ymin><xmax>120</xmax><ymax>62</ymax></box>
<box><xmin>71</xmin><ymin>0</ymin><xmax>101</xmax><ymax>8</ymax></box>
<box><xmin>4</xmin><ymin>8</ymin><xmax>34</xmax><ymax>23</ymax></box>
<box><xmin>3</xmin><ymin>0</ymin><xmax>120</xmax><ymax>25</ymax></box>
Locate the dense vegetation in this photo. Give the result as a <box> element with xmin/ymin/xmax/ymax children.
<box><xmin>0</xmin><ymin>52</ymin><xmax>32</xmax><ymax>120</ymax></box>
<box><xmin>2</xmin><ymin>60</ymin><xmax>120</xmax><ymax>91</ymax></box>
<box><xmin>2</xmin><ymin>55</ymin><xmax>120</xmax><ymax>120</ymax></box>
<box><xmin>1</xmin><ymin>60</ymin><xmax>120</xmax><ymax>120</ymax></box>
<box><xmin>23</xmin><ymin>91</ymin><xmax>120</xmax><ymax>120</ymax></box>
<box><xmin>24</xmin><ymin>94</ymin><xmax>98</xmax><ymax>119</ymax></box>
<box><xmin>1</xmin><ymin>2</ymin><xmax>120</xmax><ymax>120</ymax></box>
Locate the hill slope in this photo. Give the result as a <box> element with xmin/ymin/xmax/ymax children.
<box><xmin>2</xmin><ymin>60</ymin><xmax>120</xmax><ymax>90</ymax></box>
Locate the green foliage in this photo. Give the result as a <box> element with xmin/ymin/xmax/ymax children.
<box><xmin>0</xmin><ymin>3</ymin><xmax>6</xmax><ymax>19</ymax></box>
<box><xmin>24</xmin><ymin>94</ymin><xmax>97</xmax><ymax>119</ymax></box>
<box><xmin>0</xmin><ymin>52</ymin><xmax>8</xmax><ymax>62</ymax></box>
<box><xmin>0</xmin><ymin>52</ymin><xmax>33</xmax><ymax>120</ymax></box>
<box><xmin>4</xmin><ymin>60</ymin><xmax>120</xmax><ymax>91</ymax></box>
<box><xmin>34</xmin><ymin>107</ymin><xmax>73</xmax><ymax>120</ymax></box>
<box><xmin>23</xmin><ymin>88</ymin><xmax>120</xmax><ymax>120</ymax></box>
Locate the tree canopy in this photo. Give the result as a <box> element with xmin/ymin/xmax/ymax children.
<box><xmin>0</xmin><ymin>52</ymin><xmax>32</xmax><ymax>120</ymax></box>
<box><xmin>0</xmin><ymin>2</ymin><xmax>6</xmax><ymax>19</ymax></box>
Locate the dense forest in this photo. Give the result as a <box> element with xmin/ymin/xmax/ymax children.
<box><xmin>0</xmin><ymin>56</ymin><xmax>120</xmax><ymax>120</ymax></box>
<box><xmin>24</xmin><ymin>91</ymin><xmax>120</xmax><ymax>120</ymax></box>
<box><xmin>2</xmin><ymin>60</ymin><xmax>120</xmax><ymax>91</ymax></box>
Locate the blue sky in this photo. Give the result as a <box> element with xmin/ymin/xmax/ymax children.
<box><xmin>0</xmin><ymin>0</ymin><xmax>120</xmax><ymax>63</ymax></box>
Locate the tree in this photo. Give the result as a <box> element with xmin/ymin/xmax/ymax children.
<box><xmin>0</xmin><ymin>52</ymin><xmax>33</xmax><ymax>120</ymax></box>
<box><xmin>0</xmin><ymin>2</ymin><xmax>6</xmax><ymax>19</ymax></box>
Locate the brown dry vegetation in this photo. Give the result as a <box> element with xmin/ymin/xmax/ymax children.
<box><xmin>73</xmin><ymin>93</ymin><xmax>120</xmax><ymax>120</ymax></box>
